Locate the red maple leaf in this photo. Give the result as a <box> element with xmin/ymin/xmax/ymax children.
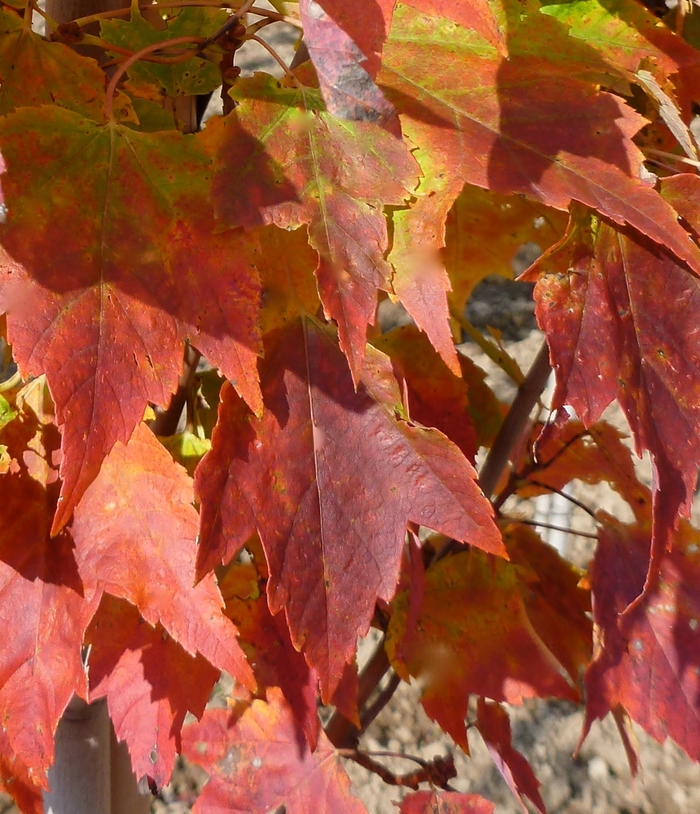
<box><xmin>582</xmin><ymin>517</ymin><xmax>700</xmax><ymax>763</ymax></box>
<box><xmin>529</xmin><ymin>209</ymin><xmax>700</xmax><ymax>588</ymax></box>
<box><xmin>0</xmin><ymin>108</ymin><xmax>262</xmax><ymax>531</ymax></box>
<box><xmin>199</xmin><ymin>73</ymin><xmax>419</xmax><ymax>380</ymax></box>
<box><xmin>72</xmin><ymin>422</ymin><xmax>254</xmax><ymax>692</ymax></box>
<box><xmin>0</xmin><ymin>379</ymin><xmax>98</xmax><ymax>787</ymax></box>
<box><xmin>379</xmin><ymin>4</ymin><xmax>700</xmax><ymax>278</ymax></box>
<box><xmin>196</xmin><ymin>317</ymin><xmax>502</xmax><ymax>698</ymax></box>
<box><xmin>182</xmin><ymin>687</ymin><xmax>369</xmax><ymax>814</ymax></box>
<box><xmin>86</xmin><ymin>595</ymin><xmax>220</xmax><ymax>787</ymax></box>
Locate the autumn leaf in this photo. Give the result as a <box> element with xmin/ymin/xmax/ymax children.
<box><xmin>0</xmin><ymin>8</ymin><xmax>108</xmax><ymax>118</ymax></box>
<box><xmin>400</xmin><ymin>791</ymin><xmax>495</xmax><ymax>814</ymax></box>
<box><xmin>378</xmin><ymin>3</ymin><xmax>700</xmax><ymax>276</ymax></box>
<box><xmin>196</xmin><ymin>317</ymin><xmax>502</xmax><ymax>699</ymax></box>
<box><xmin>0</xmin><ymin>379</ymin><xmax>99</xmax><ymax>786</ymax></box>
<box><xmin>0</xmin><ymin>108</ymin><xmax>262</xmax><ymax>530</ymax></box>
<box><xmin>219</xmin><ymin>558</ymin><xmax>321</xmax><ymax>750</ymax></box>
<box><xmin>527</xmin><ymin>209</ymin><xmax>700</xmax><ymax>584</ymax></box>
<box><xmin>444</xmin><ymin>184</ymin><xmax>568</xmax><ymax>315</ymax></box>
<box><xmin>539</xmin><ymin>0</ymin><xmax>700</xmax><ymax>90</ymax></box>
<box><xmin>182</xmin><ymin>687</ymin><xmax>369</xmax><ymax>814</ymax></box>
<box><xmin>101</xmin><ymin>4</ymin><xmax>228</xmax><ymax>100</ymax></box>
<box><xmin>386</xmin><ymin>544</ymin><xmax>580</xmax><ymax>750</ymax></box>
<box><xmin>582</xmin><ymin>517</ymin><xmax>700</xmax><ymax>763</ymax></box>
<box><xmin>71</xmin><ymin>421</ymin><xmax>254</xmax><ymax>692</ymax></box>
<box><xmin>299</xmin><ymin>0</ymin><xmax>399</xmax><ymax>132</ymax></box>
<box><xmin>86</xmin><ymin>595</ymin><xmax>219</xmax><ymax>787</ymax></box>
<box><xmin>373</xmin><ymin>324</ymin><xmax>479</xmax><ymax>462</ymax></box>
<box><xmin>200</xmin><ymin>72</ymin><xmax>419</xmax><ymax>379</ymax></box>
<box><xmin>476</xmin><ymin>699</ymin><xmax>546</xmax><ymax>814</ymax></box>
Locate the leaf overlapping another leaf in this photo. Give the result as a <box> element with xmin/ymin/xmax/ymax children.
<box><xmin>0</xmin><ymin>109</ymin><xmax>263</xmax><ymax>531</ymax></box>
<box><xmin>196</xmin><ymin>316</ymin><xmax>503</xmax><ymax>699</ymax></box>
<box><xmin>199</xmin><ymin>72</ymin><xmax>419</xmax><ymax>379</ymax></box>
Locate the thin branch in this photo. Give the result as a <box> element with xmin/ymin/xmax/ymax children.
<box><xmin>526</xmin><ymin>479</ymin><xmax>598</xmax><ymax>520</ymax></box>
<box><xmin>479</xmin><ymin>340</ymin><xmax>552</xmax><ymax>499</ymax></box>
<box><xmin>105</xmin><ymin>36</ymin><xmax>204</xmax><ymax>119</ymax></box>
<box><xmin>338</xmin><ymin>750</ymin><xmax>456</xmax><ymax>790</ymax></box>
<box><xmin>248</xmin><ymin>33</ymin><xmax>300</xmax><ymax>84</ymax></box>
<box><xmin>325</xmin><ymin>638</ymin><xmax>392</xmax><ymax>748</ymax></box>
<box><xmin>359</xmin><ymin>672</ymin><xmax>401</xmax><ymax>732</ymax></box>
<box><xmin>500</xmin><ymin>516</ymin><xmax>598</xmax><ymax>540</ymax></box>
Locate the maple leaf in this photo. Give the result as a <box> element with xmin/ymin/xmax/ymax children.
<box><xmin>86</xmin><ymin>595</ymin><xmax>220</xmax><ymax>787</ymax></box>
<box><xmin>199</xmin><ymin>72</ymin><xmax>419</xmax><ymax>379</ymax></box>
<box><xmin>196</xmin><ymin>317</ymin><xmax>503</xmax><ymax>699</ymax></box>
<box><xmin>182</xmin><ymin>687</ymin><xmax>369</xmax><ymax>814</ymax></box>
<box><xmin>0</xmin><ymin>107</ymin><xmax>263</xmax><ymax>530</ymax></box>
<box><xmin>444</xmin><ymin>184</ymin><xmax>568</xmax><ymax>316</ymax></box>
<box><xmin>400</xmin><ymin>791</ymin><xmax>495</xmax><ymax>814</ymax></box>
<box><xmin>298</xmin><ymin>0</ymin><xmax>399</xmax><ymax>132</ymax></box>
<box><xmin>72</xmin><ymin>421</ymin><xmax>255</xmax><ymax>692</ymax></box>
<box><xmin>378</xmin><ymin>3</ymin><xmax>700</xmax><ymax>276</ymax></box>
<box><xmin>101</xmin><ymin>4</ymin><xmax>228</xmax><ymax>100</ymax></box>
<box><xmin>403</xmin><ymin>0</ymin><xmax>505</xmax><ymax>54</ymax></box>
<box><xmin>527</xmin><ymin>208</ymin><xmax>700</xmax><ymax>585</ymax></box>
<box><xmin>0</xmin><ymin>378</ymin><xmax>99</xmax><ymax>786</ymax></box>
<box><xmin>373</xmin><ymin>324</ymin><xmax>479</xmax><ymax>462</ymax></box>
<box><xmin>539</xmin><ymin>0</ymin><xmax>700</xmax><ymax>91</ymax></box>
<box><xmin>255</xmin><ymin>225</ymin><xmax>322</xmax><ymax>335</ymax></box>
<box><xmin>0</xmin><ymin>8</ymin><xmax>108</xmax><ymax>118</ymax></box>
<box><xmin>476</xmin><ymin>698</ymin><xmax>546</xmax><ymax>814</ymax></box>
<box><xmin>582</xmin><ymin>517</ymin><xmax>700</xmax><ymax>763</ymax></box>
<box><xmin>386</xmin><ymin>543</ymin><xmax>582</xmax><ymax>750</ymax></box>
<box><xmin>219</xmin><ymin>557</ymin><xmax>321</xmax><ymax>750</ymax></box>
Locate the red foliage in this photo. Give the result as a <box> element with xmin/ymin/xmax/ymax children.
<box><xmin>1</xmin><ymin>0</ymin><xmax>700</xmax><ymax>811</ymax></box>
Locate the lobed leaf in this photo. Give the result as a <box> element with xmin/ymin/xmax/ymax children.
<box><xmin>0</xmin><ymin>108</ymin><xmax>262</xmax><ymax>530</ymax></box>
<box><xmin>379</xmin><ymin>3</ymin><xmax>700</xmax><ymax>276</ymax></box>
<box><xmin>196</xmin><ymin>316</ymin><xmax>502</xmax><ymax>699</ymax></box>
<box><xmin>386</xmin><ymin>535</ymin><xmax>585</xmax><ymax>750</ymax></box>
<box><xmin>200</xmin><ymin>72</ymin><xmax>419</xmax><ymax>380</ymax></box>
<box><xmin>183</xmin><ymin>687</ymin><xmax>369</xmax><ymax>814</ymax></box>
<box><xmin>86</xmin><ymin>595</ymin><xmax>219</xmax><ymax>787</ymax></box>
<box><xmin>528</xmin><ymin>208</ymin><xmax>700</xmax><ymax>585</ymax></box>
<box><xmin>73</xmin><ymin>422</ymin><xmax>255</xmax><ymax>691</ymax></box>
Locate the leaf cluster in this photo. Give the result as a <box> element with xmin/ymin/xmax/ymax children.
<box><xmin>1</xmin><ymin>0</ymin><xmax>700</xmax><ymax>811</ymax></box>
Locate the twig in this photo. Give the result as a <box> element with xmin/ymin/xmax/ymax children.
<box><xmin>248</xmin><ymin>33</ymin><xmax>300</xmax><ymax>84</ymax></box>
<box><xmin>526</xmin><ymin>480</ymin><xmax>598</xmax><ymax>520</ymax></box>
<box><xmin>105</xmin><ymin>36</ymin><xmax>204</xmax><ymax>119</ymax></box>
<box><xmin>479</xmin><ymin>340</ymin><xmax>552</xmax><ymax>499</ymax></box>
<box><xmin>338</xmin><ymin>749</ymin><xmax>456</xmax><ymax>790</ymax></box>
<box><xmin>359</xmin><ymin>672</ymin><xmax>402</xmax><ymax>732</ymax></box>
<box><xmin>325</xmin><ymin>639</ymin><xmax>392</xmax><ymax>748</ymax></box>
<box><xmin>500</xmin><ymin>516</ymin><xmax>598</xmax><ymax>540</ymax></box>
